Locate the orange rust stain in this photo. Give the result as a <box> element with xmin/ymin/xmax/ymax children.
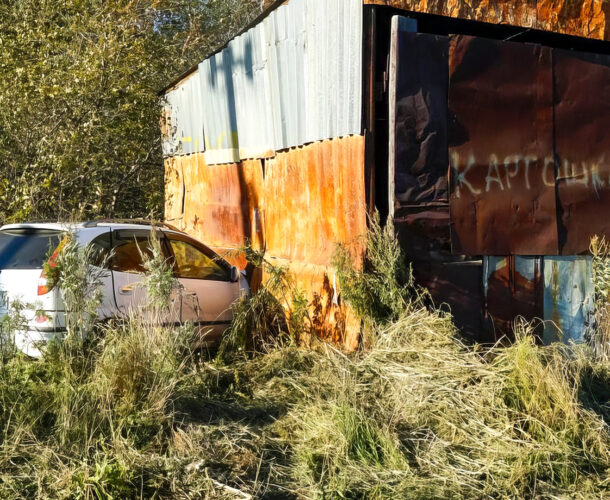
<box><xmin>164</xmin><ymin>157</ymin><xmax>183</xmax><ymax>223</ymax></box>
<box><xmin>166</xmin><ymin>154</ymin><xmax>265</xmax><ymax>256</ymax></box>
<box><xmin>266</xmin><ymin>258</ymin><xmax>361</xmax><ymax>351</ymax></box>
<box><xmin>364</xmin><ymin>0</ymin><xmax>609</xmax><ymax>41</ymax></box>
<box><xmin>538</xmin><ymin>0</ymin><xmax>608</xmax><ymax>39</ymax></box>
<box><xmin>264</xmin><ymin>136</ymin><xmax>367</xmax><ymax>266</ymax></box>
<box><xmin>364</xmin><ymin>0</ymin><xmax>536</xmax><ymax>27</ymax></box>
<box><xmin>164</xmin><ymin>136</ymin><xmax>367</xmax><ymax>350</ymax></box>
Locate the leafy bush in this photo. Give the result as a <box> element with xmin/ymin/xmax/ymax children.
<box><xmin>139</xmin><ymin>227</ymin><xmax>181</xmax><ymax>319</ymax></box>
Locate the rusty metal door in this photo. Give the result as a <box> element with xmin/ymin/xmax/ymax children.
<box><xmin>554</xmin><ymin>50</ymin><xmax>610</xmax><ymax>255</ymax></box>
<box><xmin>448</xmin><ymin>35</ymin><xmax>558</xmax><ymax>256</ymax></box>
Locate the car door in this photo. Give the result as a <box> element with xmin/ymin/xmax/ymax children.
<box><xmin>110</xmin><ymin>228</ymin><xmax>180</xmax><ymax>324</ymax></box>
<box><xmin>164</xmin><ymin>233</ymin><xmax>239</xmax><ymax>346</ymax></box>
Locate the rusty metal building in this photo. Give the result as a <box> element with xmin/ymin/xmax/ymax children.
<box><xmin>161</xmin><ymin>0</ymin><xmax>610</xmax><ymax>347</ymax></box>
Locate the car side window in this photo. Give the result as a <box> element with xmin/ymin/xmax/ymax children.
<box><xmin>168</xmin><ymin>238</ymin><xmax>229</xmax><ymax>281</ymax></box>
<box><xmin>111</xmin><ymin>230</ymin><xmax>156</xmax><ymax>274</ymax></box>
<box><xmin>90</xmin><ymin>232</ymin><xmax>112</xmax><ymax>268</ymax></box>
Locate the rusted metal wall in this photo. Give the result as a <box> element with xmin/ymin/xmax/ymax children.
<box><xmin>165</xmin><ymin>155</ymin><xmax>264</xmax><ymax>252</ymax></box>
<box><xmin>162</xmin><ymin>0</ymin><xmax>610</xmax><ymax>348</ymax></box>
<box><xmin>265</xmin><ymin>138</ymin><xmax>367</xmax><ymax>265</ymax></box>
<box><xmin>554</xmin><ymin>49</ymin><xmax>610</xmax><ymax>254</ymax></box>
<box><xmin>364</xmin><ymin>0</ymin><xmax>610</xmax><ymax>41</ymax></box>
<box><xmin>388</xmin><ymin>15</ymin><xmax>610</xmax><ymax>341</ymax></box>
<box><xmin>162</xmin><ymin>0</ymin><xmax>366</xmax><ymax>350</ymax></box>
<box><xmin>448</xmin><ymin>35</ymin><xmax>558</xmax><ymax>255</ymax></box>
<box><xmin>447</xmin><ymin>38</ymin><xmax>610</xmax><ymax>256</ymax></box>
<box><xmin>164</xmin><ymin>135</ymin><xmax>366</xmax><ymax>349</ymax></box>
<box><xmin>388</xmin><ymin>28</ymin><xmax>610</xmax><ymax>257</ymax></box>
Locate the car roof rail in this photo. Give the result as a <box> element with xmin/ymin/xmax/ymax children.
<box><xmin>20</xmin><ymin>219</ymin><xmax>65</xmax><ymax>224</ymax></box>
<box><xmin>81</xmin><ymin>219</ymin><xmax>183</xmax><ymax>232</ymax></box>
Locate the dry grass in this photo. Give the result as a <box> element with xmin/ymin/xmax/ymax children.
<box><xmin>0</xmin><ymin>304</ymin><xmax>608</xmax><ymax>498</ymax></box>
<box><xmin>275</xmin><ymin>313</ymin><xmax>610</xmax><ymax>499</ymax></box>
<box><xmin>591</xmin><ymin>235</ymin><xmax>610</xmax><ymax>361</ymax></box>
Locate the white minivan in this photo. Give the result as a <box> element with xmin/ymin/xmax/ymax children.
<box><xmin>0</xmin><ymin>221</ymin><xmax>248</xmax><ymax>356</ymax></box>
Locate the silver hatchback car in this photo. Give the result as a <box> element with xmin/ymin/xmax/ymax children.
<box><xmin>0</xmin><ymin>220</ymin><xmax>248</xmax><ymax>356</ymax></box>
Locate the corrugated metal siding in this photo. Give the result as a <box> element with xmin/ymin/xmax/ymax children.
<box><xmin>231</xmin><ymin>25</ymin><xmax>276</xmax><ymax>160</ymax></box>
<box><xmin>199</xmin><ymin>50</ymin><xmax>241</xmax><ymax>164</ymax></box>
<box><xmin>164</xmin><ymin>0</ymin><xmax>363</xmax><ymax>164</ymax></box>
<box><xmin>264</xmin><ymin>135</ymin><xmax>367</xmax><ymax>265</ymax></box>
<box><xmin>162</xmin><ymin>72</ymin><xmax>205</xmax><ymax>157</ymax></box>
<box><xmin>163</xmin><ymin>136</ymin><xmax>367</xmax><ymax>351</ymax></box>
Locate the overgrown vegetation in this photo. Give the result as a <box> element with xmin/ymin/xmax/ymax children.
<box><xmin>140</xmin><ymin>228</ymin><xmax>181</xmax><ymax>315</ymax></box>
<box><xmin>218</xmin><ymin>245</ymin><xmax>311</xmax><ymax>360</ymax></box>
<box><xmin>0</xmin><ymin>221</ymin><xmax>608</xmax><ymax>498</ymax></box>
<box><xmin>333</xmin><ymin>211</ymin><xmax>419</xmax><ymax>326</ymax></box>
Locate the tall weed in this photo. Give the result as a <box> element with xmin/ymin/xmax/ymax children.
<box><xmin>218</xmin><ymin>245</ymin><xmax>311</xmax><ymax>360</ymax></box>
<box><xmin>333</xmin><ymin>211</ymin><xmax>418</xmax><ymax>326</ymax></box>
<box><xmin>139</xmin><ymin>227</ymin><xmax>180</xmax><ymax>318</ymax></box>
<box><xmin>52</xmin><ymin>232</ymin><xmax>108</xmax><ymax>353</ymax></box>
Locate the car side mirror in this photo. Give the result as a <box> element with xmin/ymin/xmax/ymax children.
<box><xmin>230</xmin><ymin>266</ymin><xmax>240</xmax><ymax>283</ymax></box>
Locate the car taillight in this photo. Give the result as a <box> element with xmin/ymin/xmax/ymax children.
<box><xmin>38</xmin><ymin>270</ymin><xmax>51</xmax><ymax>296</ymax></box>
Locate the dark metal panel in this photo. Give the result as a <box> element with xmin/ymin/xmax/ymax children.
<box><xmin>389</xmin><ymin>29</ymin><xmax>449</xmax><ymax>210</ymax></box>
<box><xmin>448</xmin><ymin>35</ymin><xmax>558</xmax><ymax>255</ymax></box>
<box><xmin>554</xmin><ymin>49</ymin><xmax>610</xmax><ymax>255</ymax></box>
<box><xmin>418</xmin><ymin>258</ymin><xmax>486</xmax><ymax>339</ymax></box>
<box><xmin>363</xmin><ymin>6</ymin><xmax>377</xmax><ymax>217</ymax></box>
<box><xmin>394</xmin><ymin>207</ymin><xmax>486</xmax><ymax>339</ymax></box>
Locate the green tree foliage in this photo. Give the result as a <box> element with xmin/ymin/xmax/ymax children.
<box><xmin>0</xmin><ymin>0</ymin><xmax>263</xmax><ymax>222</ymax></box>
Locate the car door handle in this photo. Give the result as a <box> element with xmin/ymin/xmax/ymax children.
<box><xmin>119</xmin><ymin>285</ymin><xmax>134</xmax><ymax>295</ymax></box>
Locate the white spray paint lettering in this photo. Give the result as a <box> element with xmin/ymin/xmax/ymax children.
<box><xmin>452</xmin><ymin>152</ymin><xmax>608</xmax><ymax>195</ymax></box>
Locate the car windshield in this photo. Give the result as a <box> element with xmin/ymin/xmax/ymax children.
<box><xmin>0</xmin><ymin>228</ymin><xmax>64</xmax><ymax>270</ymax></box>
